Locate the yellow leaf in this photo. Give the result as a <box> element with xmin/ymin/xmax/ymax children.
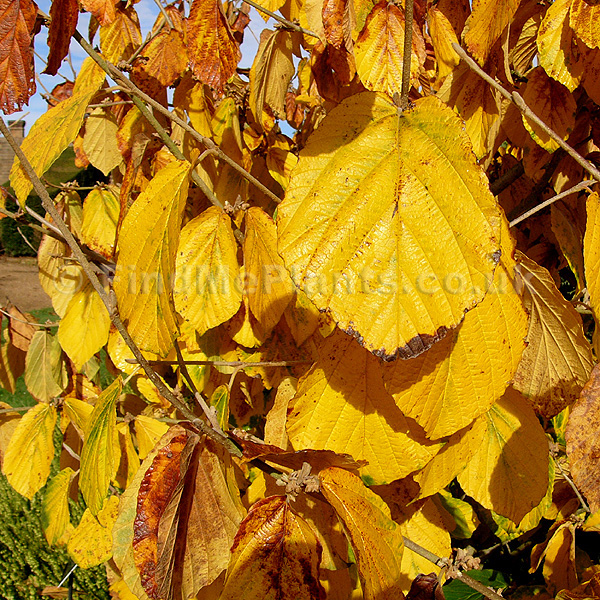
<box><xmin>463</xmin><ymin>0</ymin><xmax>520</xmax><ymax>66</ymax></box>
<box><xmin>384</xmin><ymin>252</ymin><xmax>528</xmax><ymax>439</ymax></box>
<box><xmin>244</xmin><ymin>207</ymin><xmax>295</xmax><ymax>334</ymax></box>
<box><xmin>428</xmin><ymin>7</ymin><xmax>460</xmax><ymax>79</ymax></box>
<box><xmin>210</xmin><ymin>385</ymin><xmax>230</xmax><ymax>432</ymax></box>
<box><xmin>354</xmin><ymin>1</ymin><xmax>425</xmax><ymax>96</ymax></box>
<box><xmin>0</xmin><ymin>341</ymin><xmax>25</xmax><ymax>394</ymax></box>
<box><xmin>250</xmin><ymin>29</ymin><xmax>296</xmax><ymax>123</ymax></box>
<box><xmin>187</xmin><ymin>0</ymin><xmax>241</xmax><ymax>92</ymax></box>
<box><xmin>106</xmin><ymin>326</ymin><xmax>159</xmax><ymax>375</ymax></box>
<box><xmin>99</xmin><ymin>5</ymin><xmax>142</xmax><ymax>64</ymax></box>
<box><xmin>264</xmin><ymin>376</ymin><xmax>296</xmax><ymax>449</ymax></box>
<box><xmin>2</xmin><ymin>403</ymin><xmax>58</xmax><ymax>499</ymax></box>
<box><xmin>278</xmin><ymin>93</ymin><xmax>501</xmax><ymax>359</ymax></box>
<box><xmin>434</xmin><ymin>490</ymin><xmax>480</xmax><ymax>540</ymax></box>
<box><xmin>220</xmin><ymin>495</ymin><xmax>323</xmax><ymax>600</ymax></box>
<box><xmin>537</xmin><ymin>522</ymin><xmax>578</xmax><ymax>593</ymax></box>
<box><xmin>570</xmin><ymin>0</ymin><xmax>600</xmax><ymax>50</ymax></box>
<box><xmin>25</xmin><ymin>330</ymin><xmax>68</xmax><ymax>402</ymax></box>
<box><xmin>82</xmin><ymin>107</ymin><xmax>123</xmax><ymax>176</ymax></box>
<box><xmin>81</xmin><ymin>187</ymin><xmax>119</xmax><ymax>260</ymax></box>
<box><xmin>521</xmin><ymin>67</ymin><xmax>577</xmax><ymax>153</ymax></box>
<box><xmin>537</xmin><ymin>0</ymin><xmax>583</xmax><ymax>92</ymax></box>
<box><xmin>113</xmin><ymin>159</ymin><xmax>191</xmax><ymax>356</ymax></box>
<box><xmin>41</xmin><ymin>468</ymin><xmax>76</xmax><ymax>546</ymax></box>
<box><xmin>0</xmin><ymin>403</ymin><xmax>21</xmax><ymax>467</ymax></box>
<box><xmin>133</xmin><ymin>414</ymin><xmax>169</xmax><ymax>460</ymax></box>
<box><xmin>62</xmin><ymin>396</ymin><xmax>94</xmax><ymax>439</ymax></box>
<box><xmin>58</xmin><ymin>282</ymin><xmax>111</xmax><ymax>371</ymax></box>
<box><xmin>585</xmin><ymin>192</ymin><xmax>600</xmax><ymax>355</ymax></box>
<box><xmin>287</xmin><ymin>330</ymin><xmax>441</xmax><ymax>485</ymax></box>
<box><xmin>457</xmin><ymin>387</ymin><xmax>550</xmax><ymax>524</ymax></box>
<box><xmin>172</xmin><ymin>72</ymin><xmax>213</xmax><ymax>139</ymax></box>
<box><xmin>67</xmin><ymin>495</ymin><xmax>120</xmax><ymax>568</ymax></box>
<box><xmin>284</xmin><ymin>288</ymin><xmax>321</xmax><ymax>346</ymax></box>
<box><xmin>174</xmin><ymin>206</ymin><xmax>242</xmax><ymax>338</ymax></box>
<box><xmin>80</xmin><ymin>378</ymin><xmax>123</xmax><ymax>514</ymax></box>
<box><xmin>266</xmin><ymin>134</ymin><xmax>298</xmax><ymax>190</ymax></box>
<box><xmin>320</xmin><ymin>467</ymin><xmax>404</xmax><ymax>600</ymax></box>
<box><xmin>9</xmin><ymin>58</ymin><xmax>106</xmax><ymax>205</ymax></box>
<box><xmin>115</xmin><ymin>421</ymin><xmax>140</xmax><ymax>489</ymax></box>
<box><xmin>513</xmin><ymin>252</ymin><xmax>593</xmax><ymax>417</ymax></box>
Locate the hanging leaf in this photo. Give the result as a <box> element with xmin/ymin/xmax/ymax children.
<box><xmin>187</xmin><ymin>0</ymin><xmax>241</xmax><ymax>93</ymax></box>
<box><xmin>82</xmin><ymin>107</ymin><xmax>123</xmax><ymax>176</ymax></box>
<box><xmin>80</xmin><ymin>378</ymin><xmax>123</xmax><ymax>515</ymax></box>
<box><xmin>9</xmin><ymin>57</ymin><xmax>106</xmax><ymax>205</ymax></box>
<box><xmin>287</xmin><ymin>330</ymin><xmax>440</xmax><ymax>484</ymax></box>
<box><xmin>512</xmin><ymin>251</ymin><xmax>593</xmax><ymax>418</ymax></box>
<box><xmin>457</xmin><ymin>387</ymin><xmax>550</xmax><ymax>524</ymax></box>
<box><xmin>24</xmin><ymin>330</ymin><xmax>68</xmax><ymax>402</ymax></box>
<box><xmin>0</xmin><ymin>0</ymin><xmax>37</xmax><ymax>114</ymax></box>
<box><xmin>174</xmin><ymin>206</ymin><xmax>242</xmax><ymax>338</ymax></box>
<box><xmin>80</xmin><ymin>187</ymin><xmax>119</xmax><ymax>259</ymax></box>
<box><xmin>114</xmin><ymin>159</ymin><xmax>191</xmax><ymax>356</ymax></box>
<box><xmin>44</xmin><ymin>0</ymin><xmax>79</xmax><ymax>76</ymax></box>
<box><xmin>133</xmin><ymin>415</ymin><xmax>169</xmax><ymax>460</ymax></box>
<box><xmin>278</xmin><ymin>93</ymin><xmax>501</xmax><ymax>360</ymax></box>
<box><xmin>2</xmin><ymin>403</ymin><xmax>57</xmax><ymax>499</ymax></box>
<box><xmin>0</xmin><ymin>339</ymin><xmax>26</xmax><ymax>394</ymax></box>
<box><xmin>80</xmin><ymin>0</ymin><xmax>118</xmax><ymax>26</ymax></box>
<box><xmin>320</xmin><ymin>467</ymin><xmax>404</xmax><ymax>600</ymax></box>
<box><xmin>428</xmin><ymin>7</ymin><xmax>460</xmax><ymax>79</ymax></box>
<box><xmin>569</xmin><ymin>0</ymin><xmax>600</xmax><ymax>50</ymax></box>
<box><xmin>99</xmin><ymin>5</ymin><xmax>142</xmax><ymax>65</ymax></box>
<box><xmin>220</xmin><ymin>495</ymin><xmax>324</xmax><ymax>600</ymax></box>
<box><xmin>41</xmin><ymin>467</ymin><xmax>76</xmax><ymax>546</ymax></box>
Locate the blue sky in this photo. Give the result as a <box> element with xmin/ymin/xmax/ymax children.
<box><xmin>12</xmin><ymin>0</ymin><xmax>265</xmax><ymax>133</ymax></box>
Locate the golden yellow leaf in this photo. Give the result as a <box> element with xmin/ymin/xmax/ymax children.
<box><xmin>82</xmin><ymin>107</ymin><xmax>123</xmax><ymax>176</ymax></box>
<box><xmin>320</xmin><ymin>467</ymin><xmax>404</xmax><ymax>600</ymax></box>
<box><xmin>513</xmin><ymin>251</ymin><xmax>593</xmax><ymax>417</ymax></box>
<box><xmin>278</xmin><ymin>93</ymin><xmax>501</xmax><ymax>359</ymax></box>
<box><xmin>537</xmin><ymin>0</ymin><xmax>583</xmax><ymax>92</ymax></box>
<box><xmin>106</xmin><ymin>326</ymin><xmax>159</xmax><ymax>375</ymax></box>
<box><xmin>434</xmin><ymin>490</ymin><xmax>480</xmax><ymax>540</ymax></box>
<box><xmin>174</xmin><ymin>206</ymin><xmax>242</xmax><ymax>338</ymax></box>
<box><xmin>287</xmin><ymin>330</ymin><xmax>440</xmax><ymax>485</ymax></box>
<box><xmin>266</xmin><ymin>134</ymin><xmax>298</xmax><ymax>190</ymax></box>
<box><xmin>551</xmin><ymin>200</ymin><xmax>585</xmax><ymax>294</ymax></box>
<box><xmin>536</xmin><ymin>522</ymin><xmax>578</xmax><ymax>593</ymax></box>
<box><xmin>428</xmin><ymin>6</ymin><xmax>460</xmax><ymax>79</ymax></box>
<box><xmin>113</xmin><ymin>159</ymin><xmax>191</xmax><ymax>356</ymax></box>
<box><xmin>81</xmin><ymin>187</ymin><xmax>119</xmax><ymax>260</ymax></box>
<box><xmin>521</xmin><ymin>67</ymin><xmax>577</xmax><ymax>152</ymax></box>
<box><xmin>220</xmin><ymin>495</ymin><xmax>323</xmax><ymax>600</ymax></box>
<box><xmin>0</xmin><ymin>340</ymin><xmax>25</xmax><ymax>394</ymax></box>
<box><xmin>264</xmin><ymin>376</ymin><xmax>296</xmax><ymax>449</ymax></box>
<box><xmin>585</xmin><ymin>192</ymin><xmax>600</xmax><ymax>354</ymax></box>
<box><xmin>133</xmin><ymin>414</ymin><xmax>169</xmax><ymax>460</ymax></box>
<box><xmin>187</xmin><ymin>0</ymin><xmax>241</xmax><ymax>92</ymax></box>
<box><xmin>67</xmin><ymin>495</ymin><xmax>119</xmax><ymax>568</ymax></box>
<box><xmin>25</xmin><ymin>330</ymin><xmax>68</xmax><ymax>402</ymax></box>
<box><xmin>62</xmin><ymin>396</ymin><xmax>94</xmax><ymax>439</ymax></box>
<box><xmin>384</xmin><ymin>253</ymin><xmax>528</xmax><ymax>439</ymax></box>
<box><xmin>172</xmin><ymin>72</ymin><xmax>213</xmax><ymax>139</ymax></box>
<box><xmin>354</xmin><ymin>1</ymin><xmax>425</xmax><ymax>96</ymax></box>
<box><xmin>58</xmin><ymin>282</ymin><xmax>111</xmax><ymax>371</ymax></box>
<box><xmin>250</xmin><ymin>29</ymin><xmax>296</xmax><ymax>124</ymax></box>
<box><xmin>2</xmin><ymin>403</ymin><xmax>57</xmax><ymax>499</ymax></box>
<box><xmin>457</xmin><ymin>387</ymin><xmax>550</xmax><ymax>524</ymax></box>
<box><xmin>9</xmin><ymin>58</ymin><xmax>106</xmax><ymax>205</ymax></box>
<box><xmin>41</xmin><ymin>468</ymin><xmax>76</xmax><ymax>546</ymax></box>
<box><xmin>463</xmin><ymin>0</ymin><xmax>520</xmax><ymax>66</ymax></box>
<box><xmin>0</xmin><ymin>403</ymin><xmax>21</xmax><ymax>466</ymax></box>
<box><xmin>99</xmin><ymin>5</ymin><xmax>142</xmax><ymax>65</ymax></box>
<box><xmin>570</xmin><ymin>0</ymin><xmax>600</xmax><ymax>50</ymax></box>
<box><xmin>284</xmin><ymin>288</ymin><xmax>321</xmax><ymax>346</ymax></box>
<box><xmin>244</xmin><ymin>207</ymin><xmax>295</xmax><ymax>334</ymax></box>
<box><xmin>80</xmin><ymin>378</ymin><xmax>123</xmax><ymax>514</ymax></box>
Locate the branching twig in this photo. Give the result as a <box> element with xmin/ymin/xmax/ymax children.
<box><xmin>243</xmin><ymin>0</ymin><xmax>319</xmax><ymax>38</ymax></box>
<box><xmin>400</xmin><ymin>0</ymin><xmax>414</xmax><ymax>110</ymax></box>
<box><xmin>0</xmin><ymin>307</ymin><xmax>58</xmax><ymax>328</ymax></box>
<box><xmin>0</xmin><ymin>116</ymin><xmax>241</xmax><ymax>459</ymax></box>
<box><xmin>553</xmin><ymin>454</ymin><xmax>590</xmax><ymax>513</ymax></box>
<box><xmin>509</xmin><ymin>180</ymin><xmax>596</xmax><ymax>227</ymax></box>
<box><xmin>452</xmin><ymin>43</ymin><xmax>600</xmax><ymax>184</ymax></box>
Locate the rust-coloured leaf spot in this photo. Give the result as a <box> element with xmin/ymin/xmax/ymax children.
<box><xmin>566</xmin><ymin>364</ymin><xmax>600</xmax><ymax>513</ymax></box>
<box><xmin>187</xmin><ymin>0</ymin><xmax>241</xmax><ymax>93</ymax></box>
<box><xmin>220</xmin><ymin>495</ymin><xmax>325</xmax><ymax>600</ymax></box>
<box><xmin>44</xmin><ymin>0</ymin><xmax>79</xmax><ymax>76</ymax></box>
<box><xmin>0</xmin><ymin>0</ymin><xmax>38</xmax><ymax>114</ymax></box>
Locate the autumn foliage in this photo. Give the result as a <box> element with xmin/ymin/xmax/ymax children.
<box><xmin>2</xmin><ymin>0</ymin><xmax>600</xmax><ymax>598</ymax></box>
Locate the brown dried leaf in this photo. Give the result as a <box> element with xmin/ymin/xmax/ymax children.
<box><xmin>566</xmin><ymin>364</ymin><xmax>600</xmax><ymax>513</ymax></box>
<box><xmin>6</xmin><ymin>305</ymin><xmax>35</xmax><ymax>352</ymax></box>
<box><xmin>44</xmin><ymin>0</ymin><xmax>78</xmax><ymax>75</ymax></box>
<box><xmin>220</xmin><ymin>495</ymin><xmax>325</xmax><ymax>600</ymax></box>
<box><xmin>0</xmin><ymin>0</ymin><xmax>37</xmax><ymax>114</ymax></box>
<box><xmin>187</xmin><ymin>0</ymin><xmax>241</xmax><ymax>93</ymax></box>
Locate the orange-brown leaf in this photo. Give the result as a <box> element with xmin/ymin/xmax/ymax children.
<box><xmin>187</xmin><ymin>0</ymin><xmax>241</xmax><ymax>93</ymax></box>
<box><xmin>566</xmin><ymin>364</ymin><xmax>600</xmax><ymax>513</ymax></box>
<box><xmin>220</xmin><ymin>495</ymin><xmax>325</xmax><ymax>600</ymax></box>
<box><xmin>80</xmin><ymin>0</ymin><xmax>118</xmax><ymax>26</ymax></box>
<box><xmin>44</xmin><ymin>0</ymin><xmax>79</xmax><ymax>75</ymax></box>
<box><xmin>0</xmin><ymin>0</ymin><xmax>37</xmax><ymax>114</ymax></box>
<box><xmin>6</xmin><ymin>305</ymin><xmax>35</xmax><ymax>352</ymax></box>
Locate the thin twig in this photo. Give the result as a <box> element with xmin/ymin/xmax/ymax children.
<box><xmin>87</xmin><ymin>100</ymin><xmax>133</xmax><ymax>108</ymax></box>
<box><xmin>452</xmin><ymin>43</ymin><xmax>600</xmax><ymax>184</ymax></box>
<box><xmin>72</xmin><ymin>30</ymin><xmax>282</xmax><ymax>206</ymax></box>
<box><xmin>152</xmin><ymin>0</ymin><xmax>174</xmax><ymax>29</ymax></box>
<box><xmin>400</xmin><ymin>0</ymin><xmax>414</xmax><ymax>110</ymax></box>
<box><xmin>243</xmin><ymin>0</ymin><xmax>319</xmax><ymax>37</ymax></box>
<box><xmin>553</xmin><ymin>455</ymin><xmax>591</xmax><ymax>513</ymax></box>
<box><xmin>0</xmin><ymin>307</ymin><xmax>58</xmax><ymax>328</ymax></box>
<box><xmin>509</xmin><ymin>180</ymin><xmax>596</xmax><ymax>227</ymax></box>
<box><xmin>0</xmin><ymin>116</ymin><xmax>241</xmax><ymax>459</ymax></box>
<box><xmin>16</xmin><ymin>226</ymin><xmax>38</xmax><ymax>254</ymax></box>
<box><xmin>126</xmin><ymin>359</ymin><xmax>311</xmax><ymax>367</ymax></box>
<box><xmin>127</xmin><ymin>15</ymin><xmax>167</xmax><ymax>65</ymax></box>
<box><xmin>0</xmin><ymin>406</ymin><xmax>32</xmax><ymax>414</ymax></box>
